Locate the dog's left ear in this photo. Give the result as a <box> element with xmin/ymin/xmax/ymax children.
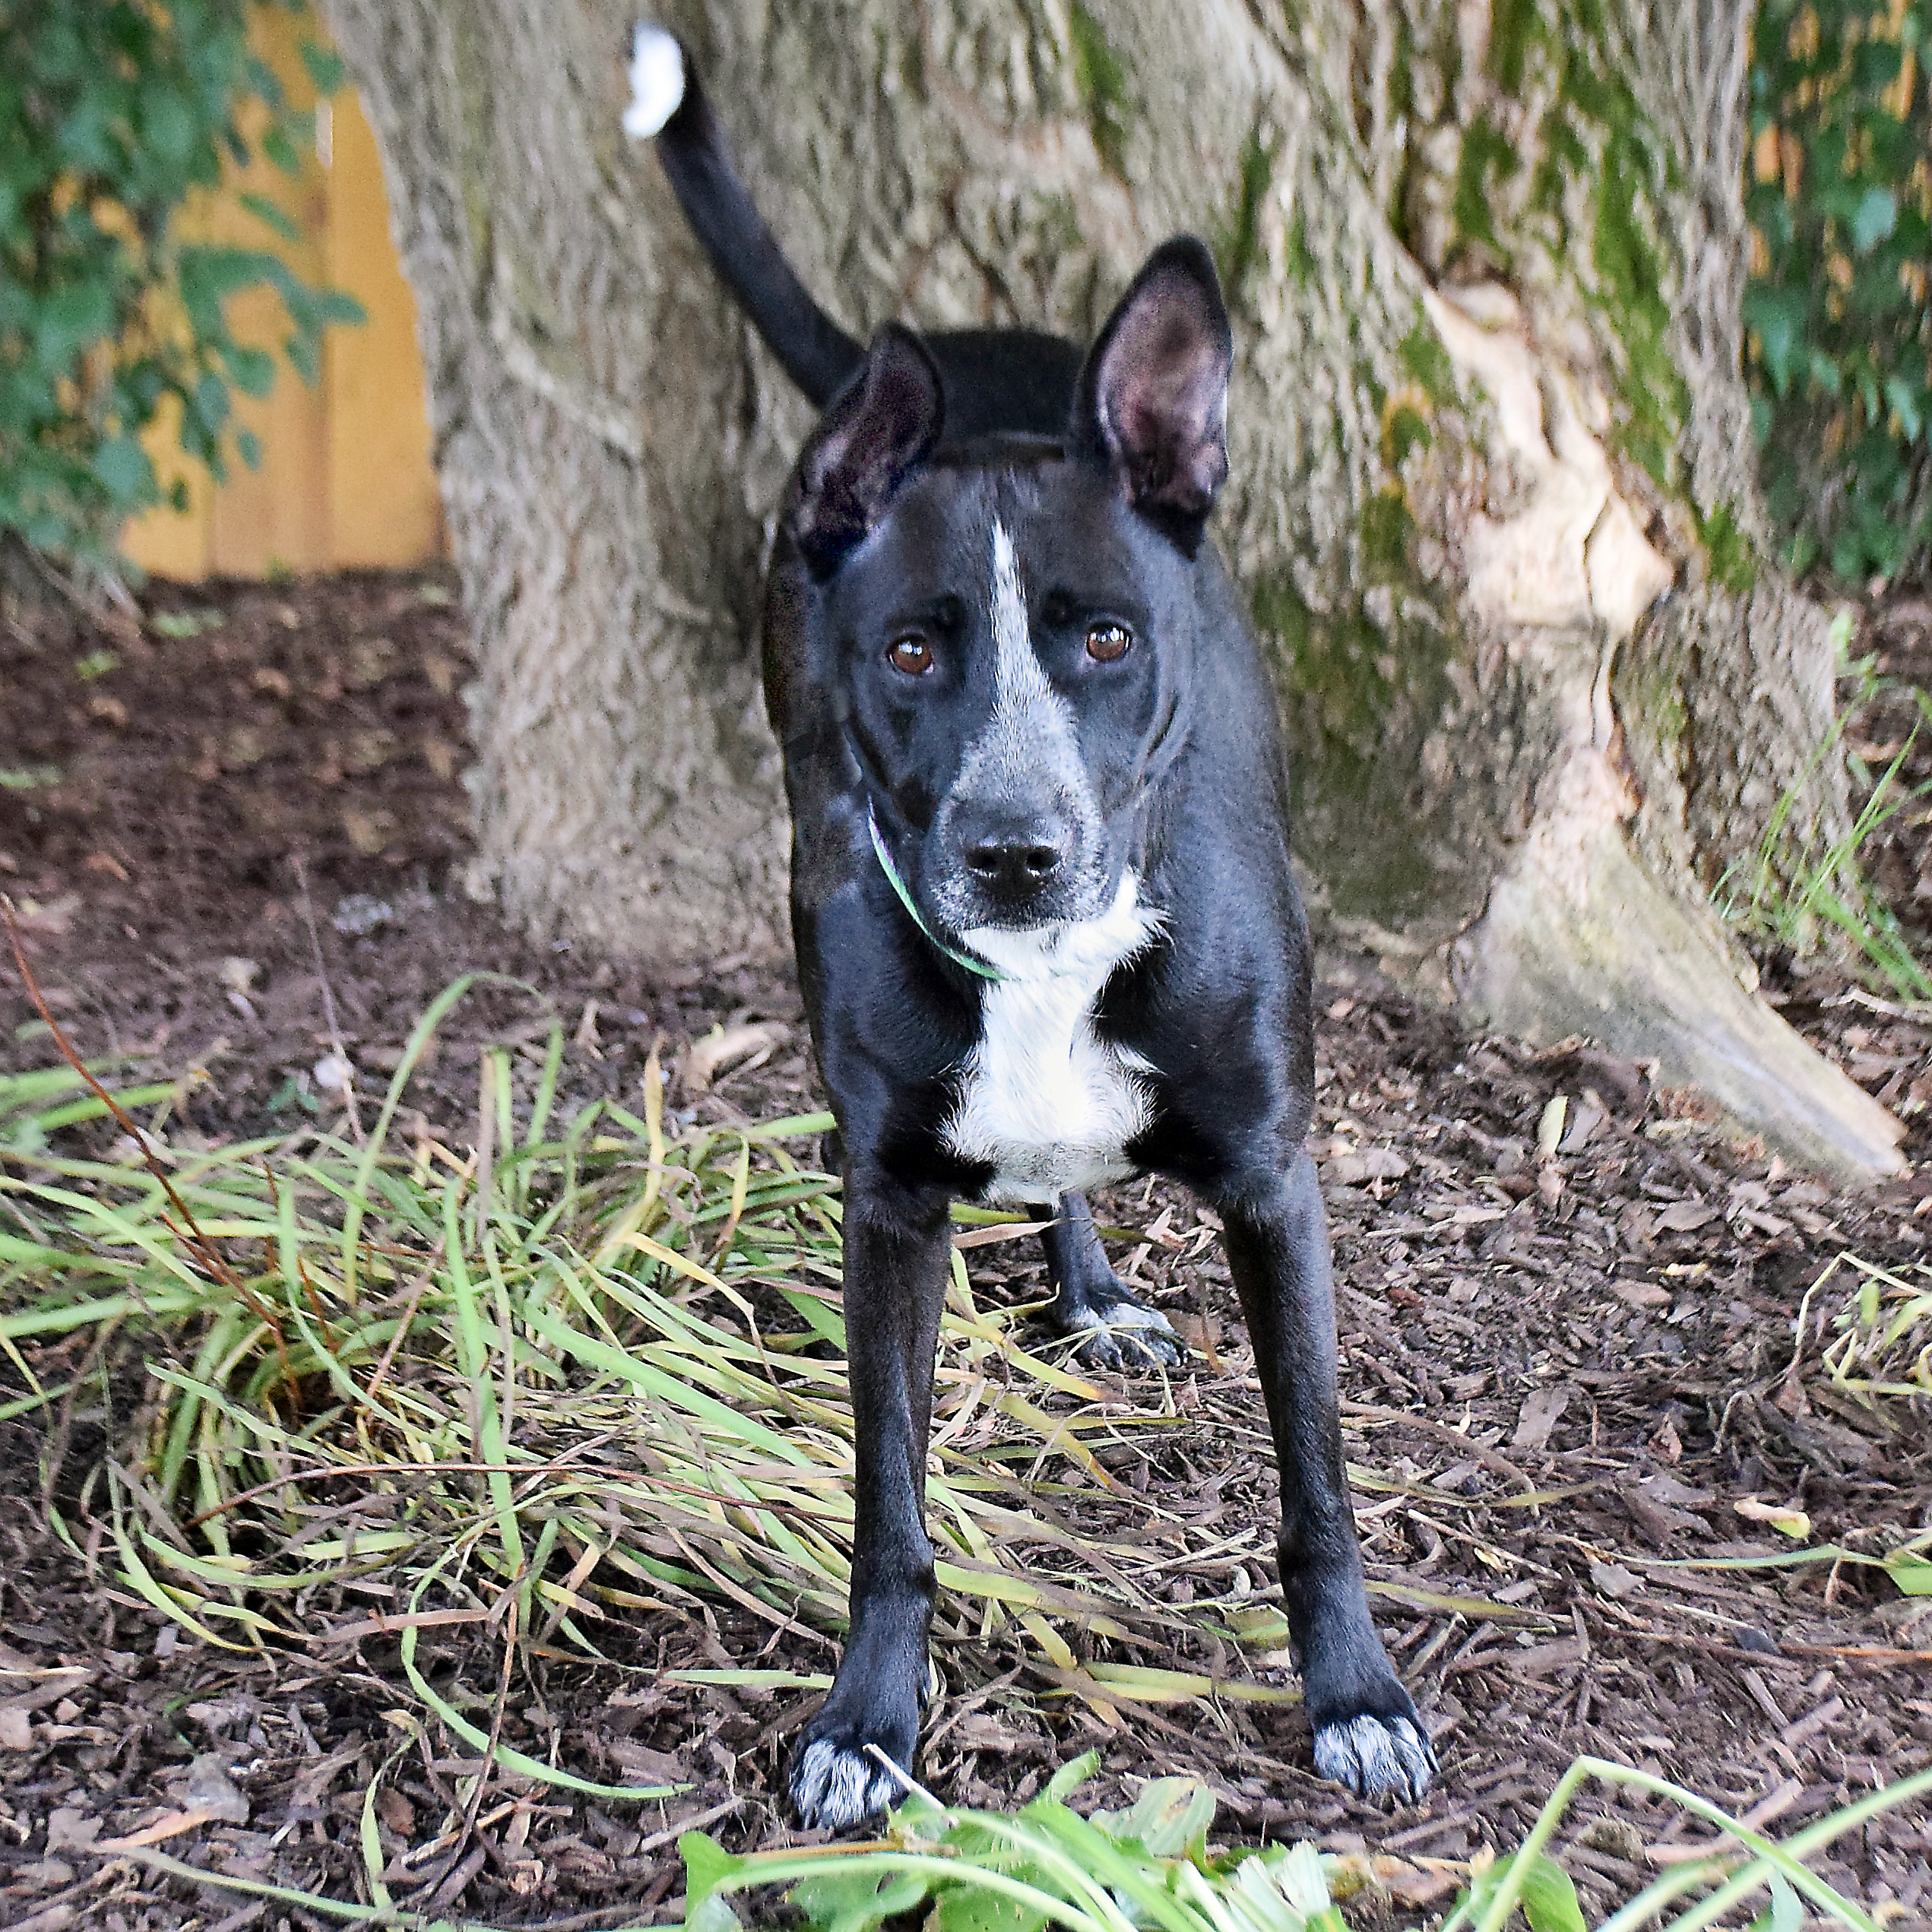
<box><xmin>1071</xmin><ymin>236</ymin><xmax>1232</xmax><ymax>555</ymax></box>
<box><xmin>788</xmin><ymin>325</ymin><xmax>944</xmax><ymax>577</ymax></box>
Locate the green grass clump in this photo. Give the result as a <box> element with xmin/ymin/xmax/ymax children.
<box><xmin>1718</xmin><ymin>619</ymin><xmax>1932</xmax><ymax>1001</ymax></box>
<box><xmin>1806</xmin><ymin>1246</ymin><xmax>1932</xmax><ymax>1404</ymax></box>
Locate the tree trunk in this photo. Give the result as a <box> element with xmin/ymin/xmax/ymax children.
<box><xmin>326</xmin><ymin>0</ymin><xmax>1904</xmax><ymax>1180</ymax></box>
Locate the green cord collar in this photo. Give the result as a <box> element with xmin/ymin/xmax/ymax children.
<box><xmin>866</xmin><ymin>806</ymin><xmax>1008</xmax><ymax>983</ymax></box>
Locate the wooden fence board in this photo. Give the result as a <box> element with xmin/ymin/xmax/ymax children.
<box><xmin>122</xmin><ymin>11</ymin><xmax>444</xmax><ymax>581</ymax></box>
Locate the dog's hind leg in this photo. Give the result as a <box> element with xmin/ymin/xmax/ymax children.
<box><xmin>790</xmin><ymin>1169</ymin><xmax>952</xmax><ymax>1829</ymax></box>
<box><xmin>1033</xmin><ymin>1192</ymin><xmax>1184</xmax><ymax>1370</ymax></box>
<box><xmin>1218</xmin><ymin>1151</ymin><xmax>1436</xmax><ymax>1804</ymax></box>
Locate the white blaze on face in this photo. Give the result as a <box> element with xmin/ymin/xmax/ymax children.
<box><xmin>972</xmin><ymin>521</ymin><xmax>1091</xmax><ymax>834</ymax></box>
<box><xmin>989</xmin><ymin>521</ymin><xmax>1059</xmax><ymax>726</ymax></box>
<box><xmin>940</xmin><ymin>518</ymin><xmax>1163</xmax><ymax>1202</ymax></box>
<box><xmin>930</xmin><ymin>521</ymin><xmax>1099</xmax><ymax>932</ymax></box>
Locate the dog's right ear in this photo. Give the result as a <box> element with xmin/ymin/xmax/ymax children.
<box><xmin>1070</xmin><ymin>237</ymin><xmax>1232</xmax><ymax>556</ymax></box>
<box><xmin>787</xmin><ymin>325</ymin><xmax>944</xmax><ymax>576</ymax></box>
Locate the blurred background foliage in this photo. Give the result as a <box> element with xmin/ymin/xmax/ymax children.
<box><xmin>1747</xmin><ymin>0</ymin><xmax>1932</xmax><ymax>584</ymax></box>
<box><xmin>0</xmin><ymin>0</ymin><xmax>360</xmax><ymax>569</ymax></box>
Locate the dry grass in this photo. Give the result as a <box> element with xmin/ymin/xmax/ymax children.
<box><xmin>0</xmin><ymin>974</ymin><xmax>1297</xmax><ymax>1735</ymax></box>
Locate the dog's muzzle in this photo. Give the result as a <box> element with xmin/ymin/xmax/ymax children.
<box><xmin>949</xmin><ymin>797</ymin><xmax>1073</xmax><ymax>906</ymax></box>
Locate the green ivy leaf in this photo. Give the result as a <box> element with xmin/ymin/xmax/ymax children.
<box><xmin>299</xmin><ymin>43</ymin><xmax>346</xmax><ymax>94</ymax></box>
<box><xmin>91</xmin><ymin>435</ymin><xmax>154</xmax><ymax>507</ymax></box>
<box><xmin>225</xmin><ymin>344</ymin><xmax>277</xmax><ymax>398</ymax></box>
<box><xmin>1747</xmin><ymin>0</ymin><xmax>1929</xmax><ymax>582</ymax></box>
<box><xmin>140</xmin><ymin>82</ymin><xmax>198</xmax><ymax>165</ymax></box>
<box><xmin>261</xmin><ymin>123</ymin><xmax>300</xmax><ymax>175</ymax></box>
<box><xmin>283</xmin><ymin>332</ymin><xmax>320</xmax><ymax>385</ymax></box>
<box><xmin>312</xmin><ymin>289</ymin><xmax>369</xmax><ymax>327</ymax></box>
<box><xmin>35</xmin><ymin>280</ymin><xmax>116</xmax><ymax>371</ymax></box>
<box><xmin>1884</xmin><ymin>376</ymin><xmax>1924</xmax><ymax>443</ymax></box>
<box><xmin>190</xmin><ymin>371</ymin><xmax>230</xmax><ymax>436</ymax></box>
<box><xmin>1742</xmin><ymin>287</ymin><xmax>1804</xmax><ymax>397</ymax></box>
<box><xmin>1849</xmin><ymin>185</ymin><xmax>1897</xmax><ymax>253</ymax></box>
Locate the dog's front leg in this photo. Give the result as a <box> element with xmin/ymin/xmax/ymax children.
<box><xmin>790</xmin><ymin>1168</ymin><xmax>952</xmax><ymax>1829</ymax></box>
<box><xmin>1031</xmin><ymin>1193</ymin><xmax>1183</xmax><ymax>1369</ymax></box>
<box><xmin>1218</xmin><ymin>1150</ymin><xmax>1437</xmax><ymax>1804</ymax></box>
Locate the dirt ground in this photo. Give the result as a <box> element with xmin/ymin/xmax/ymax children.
<box><xmin>2</xmin><ymin>571</ymin><xmax>1930</xmax><ymax>1930</ymax></box>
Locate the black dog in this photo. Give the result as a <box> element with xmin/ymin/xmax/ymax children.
<box><xmin>625</xmin><ymin>24</ymin><xmax>1435</xmax><ymax>1829</ymax></box>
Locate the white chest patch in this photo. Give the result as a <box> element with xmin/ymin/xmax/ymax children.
<box><xmin>943</xmin><ymin>875</ymin><xmax>1161</xmax><ymax>1204</ymax></box>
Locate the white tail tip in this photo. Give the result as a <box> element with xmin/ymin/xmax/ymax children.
<box><xmin>624</xmin><ymin>24</ymin><xmax>686</xmax><ymax>140</ymax></box>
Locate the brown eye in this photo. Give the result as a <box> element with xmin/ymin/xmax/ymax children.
<box><xmin>888</xmin><ymin>634</ymin><xmax>934</xmax><ymax>676</ymax></box>
<box><xmin>1085</xmin><ymin>622</ymin><xmax>1132</xmax><ymax>663</ymax></box>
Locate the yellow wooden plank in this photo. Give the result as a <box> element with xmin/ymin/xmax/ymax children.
<box><xmin>326</xmin><ymin>92</ymin><xmax>445</xmax><ymax>569</ymax></box>
<box><xmin>209</xmin><ymin>5</ymin><xmax>329</xmax><ymax>578</ymax></box>
<box><xmin>120</xmin><ymin>7</ymin><xmax>443</xmax><ymax>580</ymax></box>
<box><xmin>121</xmin><ymin>391</ymin><xmax>214</xmax><ymax>581</ymax></box>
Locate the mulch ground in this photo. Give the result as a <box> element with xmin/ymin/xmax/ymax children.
<box><xmin>1</xmin><ymin>571</ymin><xmax>1930</xmax><ymax>1930</ymax></box>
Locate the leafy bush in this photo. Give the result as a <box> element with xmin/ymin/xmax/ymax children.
<box><xmin>1746</xmin><ymin>0</ymin><xmax>1932</xmax><ymax>582</ymax></box>
<box><xmin>0</xmin><ymin>0</ymin><xmax>362</xmax><ymax>565</ymax></box>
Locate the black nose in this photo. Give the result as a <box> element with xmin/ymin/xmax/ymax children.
<box><xmin>966</xmin><ymin>839</ymin><xmax>1065</xmax><ymax>889</ymax></box>
<box><xmin>953</xmin><ymin>803</ymin><xmax>1071</xmax><ymax>898</ymax></box>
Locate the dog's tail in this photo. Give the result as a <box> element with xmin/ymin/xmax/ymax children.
<box><xmin>625</xmin><ymin>24</ymin><xmax>864</xmax><ymax>410</ymax></box>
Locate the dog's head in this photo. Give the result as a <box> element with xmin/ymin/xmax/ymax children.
<box><xmin>787</xmin><ymin>238</ymin><xmax>1233</xmax><ymax>941</ymax></box>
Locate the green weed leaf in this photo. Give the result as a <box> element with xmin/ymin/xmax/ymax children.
<box><xmin>680</xmin><ymin>1832</ymin><xmax>744</xmax><ymax>1919</ymax></box>
<box><xmin>1041</xmin><ymin>1751</ymin><xmax>1100</xmax><ymax>1802</ymax></box>
<box><xmin>1519</xmin><ymin>1853</ymin><xmax>1586</xmax><ymax>1932</ymax></box>
<box><xmin>790</xmin><ymin>1864</ymin><xmax>934</xmax><ymax>1932</ymax></box>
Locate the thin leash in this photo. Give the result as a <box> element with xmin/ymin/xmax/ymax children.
<box><xmin>865</xmin><ymin>806</ymin><xmax>1008</xmax><ymax>983</ymax></box>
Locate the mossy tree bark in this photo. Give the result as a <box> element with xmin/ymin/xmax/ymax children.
<box><xmin>326</xmin><ymin>0</ymin><xmax>1903</xmax><ymax>1179</ymax></box>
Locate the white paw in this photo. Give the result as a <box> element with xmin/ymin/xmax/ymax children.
<box><xmin>1071</xmin><ymin>1300</ymin><xmax>1186</xmax><ymax>1370</ymax></box>
<box><xmin>790</xmin><ymin>1737</ymin><xmax>904</xmax><ymax>1830</ymax></box>
<box><xmin>1313</xmin><ymin>1714</ymin><xmax>1436</xmax><ymax>1804</ymax></box>
<box><xmin>623</xmin><ymin>24</ymin><xmax>686</xmax><ymax>139</ymax></box>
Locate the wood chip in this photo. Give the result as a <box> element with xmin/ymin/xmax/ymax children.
<box><xmin>1655</xmin><ymin>1200</ymin><xmax>1719</xmax><ymax>1233</ymax></box>
<box><xmin>1512</xmin><ymin>1383</ymin><xmax>1573</xmax><ymax>1452</ymax></box>
<box><xmin>1509</xmin><ymin>1638</ymin><xmax>1587</xmax><ymax>1677</ymax></box>
<box><xmin>94</xmin><ymin>1807</ymin><xmax>221</xmax><ymax>1851</ymax></box>
<box><xmin>1782</xmin><ymin>1696</ymin><xmax>1843</xmax><ymax>1749</ymax></box>
<box><xmin>1612</xmin><ymin>1281</ymin><xmax>1671</xmax><ymax>1308</ymax></box>
<box><xmin>684</xmin><ymin>1021</ymin><xmax>784</xmax><ymax>1091</ymax></box>
<box><xmin>1588</xmin><ymin>1560</ymin><xmax>1645</xmax><ymax>1601</ymax></box>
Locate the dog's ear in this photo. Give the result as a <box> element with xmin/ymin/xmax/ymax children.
<box><xmin>788</xmin><ymin>325</ymin><xmax>944</xmax><ymax>575</ymax></box>
<box><xmin>1071</xmin><ymin>237</ymin><xmax>1232</xmax><ymax>554</ymax></box>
